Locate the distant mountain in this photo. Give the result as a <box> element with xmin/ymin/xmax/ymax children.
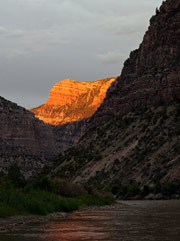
<box><xmin>30</xmin><ymin>78</ymin><xmax>116</xmax><ymax>125</ymax></box>
<box><xmin>51</xmin><ymin>0</ymin><xmax>180</xmax><ymax>190</ymax></box>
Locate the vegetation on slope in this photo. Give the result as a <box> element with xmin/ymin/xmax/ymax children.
<box><xmin>51</xmin><ymin>99</ymin><xmax>180</xmax><ymax>199</ymax></box>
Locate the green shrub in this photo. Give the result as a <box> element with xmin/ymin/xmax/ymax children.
<box><xmin>0</xmin><ymin>189</ymin><xmax>80</xmax><ymax>217</ymax></box>
<box><xmin>78</xmin><ymin>194</ymin><xmax>113</xmax><ymax>207</ymax></box>
<box><xmin>0</xmin><ymin>187</ymin><xmax>114</xmax><ymax>218</ymax></box>
<box><xmin>0</xmin><ymin>203</ymin><xmax>17</xmax><ymax>218</ymax></box>
<box><xmin>8</xmin><ymin>164</ymin><xmax>26</xmax><ymax>188</ymax></box>
<box><xmin>141</xmin><ymin>185</ymin><xmax>151</xmax><ymax>196</ymax></box>
<box><xmin>154</xmin><ymin>181</ymin><xmax>161</xmax><ymax>194</ymax></box>
<box><xmin>51</xmin><ymin>179</ymin><xmax>86</xmax><ymax>197</ymax></box>
<box><xmin>126</xmin><ymin>184</ymin><xmax>141</xmax><ymax>197</ymax></box>
<box><xmin>161</xmin><ymin>182</ymin><xmax>177</xmax><ymax>196</ymax></box>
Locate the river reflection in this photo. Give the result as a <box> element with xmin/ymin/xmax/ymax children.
<box><xmin>1</xmin><ymin>200</ymin><xmax>180</xmax><ymax>241</ymax></box>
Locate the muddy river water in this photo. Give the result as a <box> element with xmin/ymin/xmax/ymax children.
<box><xmin>0</xmin><ymin>200</ymin><xmax>180</xmax><ymax>241</ymax></box>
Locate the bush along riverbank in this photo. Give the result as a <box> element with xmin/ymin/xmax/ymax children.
<box><xmin>0</xmin><ymin>165</ymin><xmax>114</xmax><ymax>218</ymax></box>
<box><xmin>110</xmin><ymin>181</ymin><xmax>180</xmax><ymax>200</ymax></box>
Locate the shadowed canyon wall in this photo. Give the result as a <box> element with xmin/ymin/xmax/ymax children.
<box><xmin>89</xmin><ymin>0</ymin><xmax>180</xmax><ymax>128</ymax></box>
<box><xmin>51</xmin><ymin>0</ymin><xmax>180</xmax><ymax>189</ymax></box>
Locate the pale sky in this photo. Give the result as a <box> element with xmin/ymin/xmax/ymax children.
<box><xmin>0</xmin><ymin>0</ymin><xmax>163</xmax><ymax>108</ymax></box>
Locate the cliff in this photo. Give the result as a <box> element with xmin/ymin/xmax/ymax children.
<box><xmin>0</xmin><ymin>96</ymin><xmax>56</xmax><ymax>158</ymax></box>
<box><xmin>30</xmin><ymin>78</ymin><xmax>116</xmax><ymax>125</ymax></box>
<box><xmin>90</xmin><ymin>0</ymin><xmax>180</xmax><ymax>127</ymax></box>
<box><xmin>51</xmin><ymin>0</ymin><xmax>180</xmax><ymax>190</ymax></box>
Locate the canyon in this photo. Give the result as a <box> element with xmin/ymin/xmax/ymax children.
<box><xmin>1</xmin><ymin>0</ymin><xmax>180</xmax><ymax>191</ymax></box>
<box><xmin>0</xmin><ymin>77</ymin><xmax>115</xmax><ymax>177</ymax></box>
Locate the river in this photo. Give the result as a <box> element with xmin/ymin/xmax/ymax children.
<box><xmin>0</xmin><ymin>200</ymin><xmax>180</xmax><ymax>241</ymax></box>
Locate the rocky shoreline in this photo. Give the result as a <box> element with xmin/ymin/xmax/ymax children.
<box><xmin>0</xmin><ymin>212</ymin><xmax>67</xmax><ymax>233</ymax></box>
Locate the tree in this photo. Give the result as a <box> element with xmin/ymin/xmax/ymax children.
<box><xmin>8</xmin><ymin>164</ymin><xmax>25</xmax><ymax>188</ymax></box>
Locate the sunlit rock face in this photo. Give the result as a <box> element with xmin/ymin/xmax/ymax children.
<box><xmin>30</xmin><ymin>78</ymin><xmax>116</xmax><ymax>125</ymax></box>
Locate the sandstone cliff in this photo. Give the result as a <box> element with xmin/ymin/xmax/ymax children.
<box><xmin>51</xmin><ymin>0</ymin><xmax>180</xmax><ymax>190</ymax></box>
<box><xmin>30</xmin><ymin>78</ymin><xmax>116</xmax><ymax>125</ymax></box>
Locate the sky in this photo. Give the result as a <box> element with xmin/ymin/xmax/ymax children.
<box><xmin>0</xmin><ymin>0</ymin><xmax>163</xmax><ymax>109</ymax></box>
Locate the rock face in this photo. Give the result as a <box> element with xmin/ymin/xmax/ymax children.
<box><xmin>0</xmin><ymin>96</ymin><xmax>86</xmax><ymax>177</ymax></box>
<box><xmin>53</xmin><ymin>119</ymin><xmax>87</xmax><ymax>153</ymax></box>
<box><xmin>30</xmin><ymin>78</ymin><xmax>116</xmax><ymax>125</ymax></box>
<box><xmin>90</xmin><ymin>0</ymin><xmax>180</xmax><ymax>127</ymax></box>
<box><xmin>0</xmin><ymin>96</ymin><xmax>56</xmax><ymax>158</ymax></box>
<box><xmin>52</xmin><ymin>0</ymin><xmax>180</xmax><ymax>188</ymax></box>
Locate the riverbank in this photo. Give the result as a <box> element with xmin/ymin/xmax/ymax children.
<box><xmin>0</xmin><ymin>187</ymin><xmax>114</xmax><ymax>232</ymax></box>
<box><xmin>118</xmin><ymin>193</ymin><xmax>180</xmax><ymax>200</ymax></box>
<box><xmin>0</xmin><ymin>202</ymin><xmax>121</xmax><ymax>233</ymax></box>
<box><xmin>112</xmin><ymin>181</ymin><xmax>180</xmax><ymax>200</ymax></box>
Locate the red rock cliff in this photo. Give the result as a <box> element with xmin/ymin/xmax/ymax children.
<box><xmin>30</xmin><ymin>78</ymin><xmax>116</xmax><ymax>125</ymax></box>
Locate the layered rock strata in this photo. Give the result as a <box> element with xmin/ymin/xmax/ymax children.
<box><xmin>30</xmin><ymin>78</ymin><xmax>116</xmax><ymax>125</ymax></box>
<box><xmin>90</xmin><ymin>0</ymin><xmax>180</xmax><ymax>127</ymax></box>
